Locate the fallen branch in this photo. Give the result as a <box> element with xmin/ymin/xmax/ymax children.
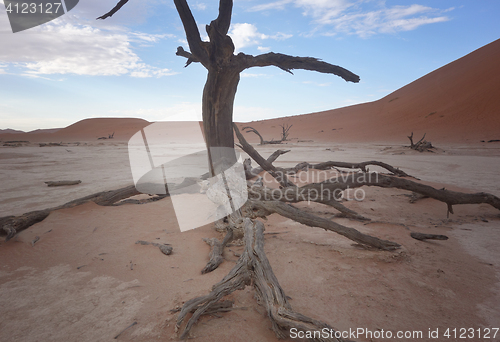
<box><xmin>45</xmin><ymin>180</ymin><xmax>82</xmax><ymax>187</ymax></box>
<box><xmin>410</xmin><ymin>232</ymin><xmax>449</xmax><ymax>241</ymax></box>
<box><xmin>114</xmin><ymin>321</ymin><xmax>137</xmax><ymax>339</ymax></box>
<box><xmin>299</xmin><ymin>174</ymin><xmax>500</xmax><ymax>215</ymax></box>
<box><xmin>1</xmin><ymin>185</ymin><xmax>142</xmax><ymax>240</ymax></box>
<box><xmin>135</xmin><ymin>240</ymin><xmax>173</xmax><ymax>255</ymax></box>
<box><xmin>245</xmin><ymin>200</ymin><xmax>400</xmax><ymax>250</ymax></box>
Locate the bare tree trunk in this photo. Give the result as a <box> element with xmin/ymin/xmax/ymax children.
<box><xmin>202</xmin><ymin>69</ymin><xmax>240</xmax><ymax>172</ymax></box>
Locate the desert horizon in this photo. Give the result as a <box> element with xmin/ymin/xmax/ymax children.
<box><xmin>3</xmin><ymin>39</ymin><xmax>500</xmax><ymax>145</ymax></box>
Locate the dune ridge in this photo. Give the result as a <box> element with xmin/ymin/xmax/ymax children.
<box><xmin>242</xmin><ymin>38</ymin><xmax>500</xmax><ymax>144</ymax></box>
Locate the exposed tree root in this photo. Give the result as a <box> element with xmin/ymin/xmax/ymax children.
<box><xmin>176</xmin><ymin>218</ymin><xmax>346</xmax><ymax>341</ymax></box>
<box><xmin>201</xmin><ymin>229</ymin><xmax>233</xmax><ymax>274</ymax></box>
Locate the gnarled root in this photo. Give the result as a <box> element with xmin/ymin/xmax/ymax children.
<box><xmin>176</xmin><ymin>218</ymin><xmax>348</xmax><ymax>341</ymax></box>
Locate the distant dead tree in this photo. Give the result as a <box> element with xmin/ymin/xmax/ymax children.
<box><xmin>407</xmin><ymin>132</ymin><xmax>434</xmax><ymax>152</ymax></box>
<box><xmin>241</xmin><ymin>123</ymin><xmax>292</xmax><ymax>145</ymax></box>
<box><xmin>97</xmin><ymin>132</ymin><xmax>115</xmax><ymax>140</ymax></box>
<box><xmin>280</xmin><ymin>123</ymin><xmax>293</xmax><ymax>141</ymax></box>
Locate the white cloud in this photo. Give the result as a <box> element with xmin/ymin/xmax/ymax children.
<box><xmin>324</xmin><ymin>4</ymin><xmax>450</xmax><ymax>37</ymax></box>
<box><xmin>249</xmin><ymin>0</ymin><xmax>452</xmax><ymax>37</ymax></box>
<box><xmin>249</xmin><ymin>0</ymin><xmax>293</xmax><ymax>12</ymax></box>
<box><xmin>302</xmin><ymin>80</ymin><xmax>331</xmax><ymax>87</ymax></box>
<box><xmin>130</xmin><ymin>65</ymin><xmax>178</xmax><ymax>78</ymax></box>
<box><xmin>229</xmin><ymin>23</ymin><xmax>268</xmax><ymax>50</ymax></box>
<box><xmin>130</xmin><ymin>32</ymin><xmax>176</xmax><ymax>44</ymax></box>
<box><xmin>0</xmin><ymin>21</ymin><xmax>175</xmax><ymax>77</ymax></box>
<box><xmin>228</xmin><ymin>23</ymin><xmax>292</xmax><ymax>52</ymax></box>
<box><xmin>257</xmin><ymin>46</ymin><xmax>271</xmax><ymax>52</ymax></box>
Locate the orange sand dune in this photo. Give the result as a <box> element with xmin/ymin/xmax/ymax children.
<box><xmin>53</xmin><ymin>118</ymin><xmax>151</xmax><ymax>141</ymax></box>
<box><xmin>242</xmin><ymin>39</ymin><xmax>500</xmax><ymax>144</ymax></box>
<box><xmin>0</xmin><ymin>118</ymin><xmax>151</xmax><ymax>142</ymax></box>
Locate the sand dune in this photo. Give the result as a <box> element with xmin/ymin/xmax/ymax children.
<box><xmin>0</xmin><ymin>118</ymin><xmax>151</xmax><ymax>143</ymax></box>
<box><xmin>52</xmin><ymin>118</ymin><xmax>151</xmax><ymax>141</ymax></box>
<box><xmin>241</xmin><ymin>38</ymin><xmax>500</xmax><ymax>144</ymax></box>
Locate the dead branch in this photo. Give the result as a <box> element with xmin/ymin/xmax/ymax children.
<box><xmin>239</xmin><ymin>52</ymin><xmax>360</xmax><ymax>82</ymax></box>
<box><xmin>45</xmin><ymin>180</ymin><xmax>82</xmax><ymax>187</ymax></box>
<box><xmin>201</xmin><ymin>229</ymin><xmax>233</xmax><ymax>274</ymax></box>
<box><xmin>0</xmin><ymin>185</ymin><xmax>142</xmax><ymax>240</ymax></box>
<box><xmin>247</xmin><ymin>183</ymin><xmax>370</xmax><ymax>221</ymax></box>
<box><xmin>39</xmin><ymin>142</ymin><xmax>63</xmax><ymax>147</ymax></box>
<box><xmin>243</xmin><ymin>149</ymin><xmax>290</xmax><ymax>179</ymax></box>
<box><xmin>96</xmin><ymin>0</ymin><xmax>129</xmax><ymax>19</ymax></box>
<box><xmin>300</xmin><ymin>174</ymin><xmax>500</xmax><ymax>215</ymax></box>
<box><xmin>234</xmin><ymin>124</ymin><xmax>294</xmax><ymax>187</ymax></box>
<box><xmin>311</xmin><ymin>160</ymin><xmax>414</xmax><ymax>178</ymax></box>
<box><xmin>136</xmin><ymin>240</ymin><xmax>173</xmax><ymax>255</ymax></box>
<box><xmin>242</xmin><ymin>126</ymin><xmax>283</xmax><ymax>145</ymax></box>
<box><xmin>406</xmin><ymin>192</ymin><xmax>429</xmax><ymax>203</ymax></box>
<box><xmin>245</xmin><ymin>201</ymin><xmax>400</xmax><ymax>250</ymax></box>
<box><xmin>410</xmin><ymin>232</ymin><xmax>449</xmax><ymax>241</ymax></box>
<box><xmin>242</xmin><ymin>126</ymin><xmax>265</xmax><ymax>144</ymax></box>
<box><xmin>278</xmin><ymin>160</ymin><xmax>414</xmax><ymax>178</ymax></box>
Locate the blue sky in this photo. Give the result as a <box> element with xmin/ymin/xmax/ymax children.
<box><xmin>0</xmin><ymin>0</ymin><xmax>499</xmax><ymax>131</ymax></box>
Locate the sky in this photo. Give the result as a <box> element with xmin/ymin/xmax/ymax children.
<box><xmin>0</xmin><ymin>0</ymin><xmax>499</xmax><ymax>131</ymax></box>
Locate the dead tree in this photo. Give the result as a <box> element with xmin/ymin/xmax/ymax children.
<box><xmin>241</xmin><ymin>123</ymin><xmax>292</xmax><ymax>145</ymax></box>
<box><xmin>407</xmin><ymin>132</ymin><xmax>433</xmax><ymax>152</ymax></box>
<box><xmin>83</xmin><ymin>1</ymin><xmax>500</xmax><ymax>340</ymax></box>
<box><xmin>280</xmin><ymin>123</ymin><xmax>293</xmax><ymax>141</ymax></box>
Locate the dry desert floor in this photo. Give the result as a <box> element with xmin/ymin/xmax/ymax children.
<box><xmin>1</xmin><ymin>139</ymin><xmax>499</xmax><ymax>342</ymax></box>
